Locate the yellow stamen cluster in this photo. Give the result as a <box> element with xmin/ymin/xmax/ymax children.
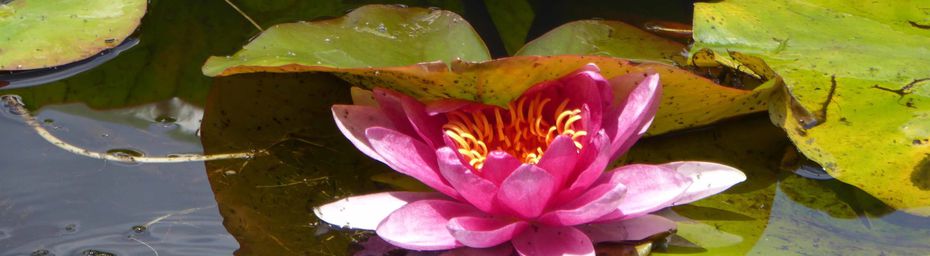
<box><xmin>443</xmin><ymin>95</ymin><xmax>586</xmax><ymax>170</ymax></box>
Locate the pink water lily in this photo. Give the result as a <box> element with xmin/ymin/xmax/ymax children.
<box><xmin>316</xmin><ymin>64</ymin><xmax>746</xmax><ymax>255</ymax></box>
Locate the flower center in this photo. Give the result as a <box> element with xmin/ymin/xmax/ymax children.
<box><xmin>443</xmin><ymin>95</ymin><xmax>586</xmax><ymax>170</ymax></box>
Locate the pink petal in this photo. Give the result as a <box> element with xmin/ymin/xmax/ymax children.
<box><xmin>579</xmin><ymin>214</ymin><xmax>676</xmax><ymax>243</ymax></box>
<box><xmin>480</xmin><ymin>151</ymin><xmax>522</xmax><ymax>185</ymax></box>
<box><xmin>425</xmin><ymin>99</ymin><xmax>473</xmax><ymax>115</ymax></box>
<box><xmin>366</xmin><ymin>127</ymin><xmax>459</xmax><ymax>198</ymax></box>
<box><xmin>350</xmin><ymin>87</ymin><xmax>378</xmax><ymax>106</ymax></box>
<box><xmin>558</xmin><ymin>131</ymin><xmax>612</xmax><ymax>203</ymax></box>
<box><xmin>377</xmin><ymin>199</ymin><xmax>478</xmax><ymax>251</ymax></box>
<box><xmin>603</xmin><ymin>73</ymin><xmax>661</xmax><ymax>158</ymax></box>
<box><xmin>537</xmin><ymin>180</ymin><xmax>626</xmax><ymax>226</ymax></box>
<box><xmin>661</xmin><ymin>161</ymin><xmax>746</xmax><ymax>205</ymax></box>
<box><xmin>447</xmin><ymin>216</ymin><xmax>528</xmax><ymax>248</ymax></box>
<box><xmin>440</xmin><ymin>243</ymin><xmax>514</xmax><ymax>256</ymax></box>
<box><xmin>598</xmin><ymin>164</ymin><xmax>692</xmax><ymax>221</ymax></box>
<box><xmin>436</xmin><ymin>147</ymin><xmax>499</xmax><ymax>213</ymax></box>
<box><xmin>496</xmin><ymin>164</ymin><xmax>557</xmax><ymax>219</ymax></box>
<box><xmin>314</xmin><ymin>192</ymin><xmax>443</xmax><ymax>230</ymax></box>
<box><xmin>536</xmin><ymin>135</ymin><xmax>581</xmax><ymax>188</ymax></box>
<box><xmin>513</xmin><ymin>226</ymin><xmax>595</xmax><ymax>256</ymax></box>
<box><xmin>557</xmin><ymin>69</ymin><xmax>611</xmax><ymax>134</ymax></box>
<box><xmin>374</xmin><ymin>88</ymin><xmax>446</xmax><ymax>148</ymax></box>
<box><xmin>332</xmin><ymin>105</ymin><xmax>395</xmax><ymax>163</ymax></box>
<box><xmin>372</xmin><ymin>88</ymin><xmax>419</xmax><ymax>137</ymax></box>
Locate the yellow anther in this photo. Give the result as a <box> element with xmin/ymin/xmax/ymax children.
<box><xmin>443</xmin><ymin>94</ymin><xmax>587</xmax><ymax>170</ymax></box>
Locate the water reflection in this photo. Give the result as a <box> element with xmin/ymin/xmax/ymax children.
<box><xmin>201</xmin><ymin>73</ymin><xmax>388</xmax><ymax>255</ymax></box>
<box><xmin>0</xmin><ymin>99</ymin><xmax>237</xmax><ymax>255</ymax></box>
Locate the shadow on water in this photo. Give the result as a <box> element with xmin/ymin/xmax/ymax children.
<box><xmin>200</xmin><ymin>73</ymin><xmax>394</xmax><ymax>255</ymax></box>
<box><xmin>0</xmin><ymin>38</ymin><xmax>140</xmax><ymax>90</ymax></box>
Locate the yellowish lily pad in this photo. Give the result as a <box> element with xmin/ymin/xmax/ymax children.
<box><xmin>0</xmin><ymin>0</ymin><xmax>147</xmax><ymax>70</ymax></box>
<box><xmin>692</xmin><ymin>0</ymin><xmax>930</xmax><ymax>215</ymax></box>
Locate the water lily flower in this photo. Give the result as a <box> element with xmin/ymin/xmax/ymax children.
<box><xmin>316</xmin><ymin>64</ymin><xmax>746</xmax><ymax>255</ymax></box>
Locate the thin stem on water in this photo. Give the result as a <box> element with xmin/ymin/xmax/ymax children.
<box><xmin>223</xmin><ymin>0</ymin><xmax>263</xmax><ymax>32</ymax></box>
<box><xmin>1</xmin><ymin>94</ymin><xmax>264</xmax><ymax>164</ymax></box>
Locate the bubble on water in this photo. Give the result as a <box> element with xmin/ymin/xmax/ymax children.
<box><xmin>287</xmin><ymin>51</ymin><xmax>296</xmax><ymax>57</ymax></box>
<box><xmin>81</xmin><ymin>249</ymin><xmax>115</xmax><ymax>256</ymax></box>
<box><xmin>324</xmin><ymin>38</ymin><xmax>332</xmax><ymax>43</ymax></box>
<box><xmin>30</xmin><ymin>249</ymin><xmax>53</xmax><ymax>256</ymax></box>
<box><xmin>64</xmin><ymin>223</ymin><xmax>77</xmax><ymax>233</ymax></box>
<box><xmin>132</xmin><ymin>225</ymin><xmax>146</xmax><ymax>233</ymax></box>
<box><xmin>154</xmin><ymin>115</ymin><xmax>177</xmax><ymax>124</ymax></box>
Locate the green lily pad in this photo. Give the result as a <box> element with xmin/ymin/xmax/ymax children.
<box><xmin>0</xmin><ymin>0</ymin><xmax>147</xmax><ymax>70</ymax></box>
<box><xmin>691</xmin><ymin>0</ymin><xmax>930</xmax><ymax>215</ymax></box>
<box><xmin>202</xmin><ymin>4</ymin><xmax>491</xmax><ymax>76</ymax></box>
<box><xmin>203</xmin><ymin>5</ymin><xmax>768</xmax><ymax>136</ymax></box>
<box><xmin>516</xmin><ymin>20</ymin><xmax>687</xmax><ymax>65</ymax></box>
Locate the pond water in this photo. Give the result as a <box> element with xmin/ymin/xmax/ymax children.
<box><xmin>2</xmin><ymin>0</ymin><xmax>929</xmax><ymax>255</ymax></box>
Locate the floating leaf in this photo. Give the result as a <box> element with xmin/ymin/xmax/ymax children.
<box><xmin>516</xmin><ymin>20</ymin><xmax>687</xmax><ymax>65</ymax></box>
<box><xmin>202</xmin><ymin>4</ymin><xmax>491</xmax><ymax>76</ymax></box>
<box><xmin>204</xmin><ymin>5</ymin><xmax>768</xmax><ymax>135</ymax></box>
<box><xmin>692</xmin><ymin>0</ymin><xmax>930</xmax><ymax>214</ymax></box>
<box><xmin>0</xmin><ymin>0</ymin><xmax>147</xmax><ymax>70</ymax></box>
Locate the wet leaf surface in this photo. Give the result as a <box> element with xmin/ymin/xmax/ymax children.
<box><xmin>0</xmin><ymin>0</ymin><xmax>146</xmax><ymax>70</ymax></box>
<box><xmin>517</xmin><ymin>20</ymin><xmax>687</xmax><ymax>65</ymax></box>
<box><xmin>2</xmin><ymin>0</ymin><xmax>463</xmax><ymax>111</ymax></box>
<box><xmin>692</xmin><ymin>0</ymin><xmax>930</xmax><ymax>215</ymax></box>
<box><xmin>203</xmin><ymin>5</ymin><xmax>768</xmax><ymax>136</ymax></box>
<box><xmin>201</xmin><ymin>4</ymin><xmax>492</xmax><ymax>77</ymax></box>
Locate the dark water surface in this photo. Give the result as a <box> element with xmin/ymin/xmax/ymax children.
<box><xmin>2</xmin><ymin>0</ymin><xmax>930</xmax><ymax>255</ymax></box>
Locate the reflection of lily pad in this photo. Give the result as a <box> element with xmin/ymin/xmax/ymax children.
<box><xmin>0</xmin><ymin>0</ymin><xmax>147</xmax><ymax>70</ymax></box>
<box><xmin>626</xmin><ymin>116</ymin><xmax>930</xmax><ymax>255</ymax></box>
<box><xmin>691</xmin><ymin>0</ymin><xmax>930</xmax><ymax>215</ymax></box>
<box><xmin>625</xmin><ymin>116</ymin><xmax>785</xmax><ymax>255</ymax></box>
<box><xmin>201</xmin><ymin>73</ymin><xmax>391</xmax><ymax>255</ymax></box>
